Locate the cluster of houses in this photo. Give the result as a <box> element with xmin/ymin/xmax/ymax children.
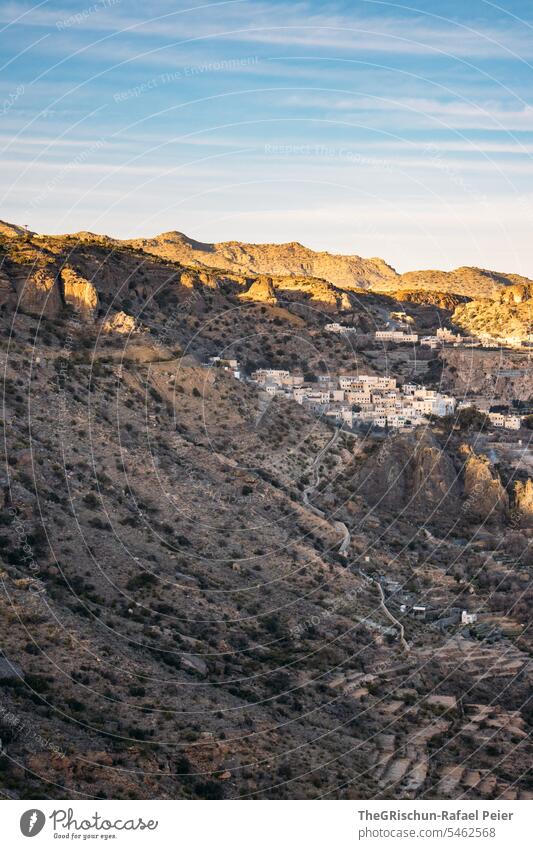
<box><xmin>487</xmin><ymin>411</ymin><xmax>523</xmax><ymax>430</ymax></box>
<box><xmin>204</xmin><ymin>357</ymin><xmax>525</xmax><ymax>432</ymax></box>
<box><xmin>249</xmin><ymin>369</ymin><xmax>456</xmax><ymax>430</ymax></box>
<box><xmin>456</xmin><ymin>399</ymin><xmax>524</xmax><ymax>430</ymax></box>
<box><xmin>420</xmin><ymin>327</ymin><xmax>478</xmax><ymax>349</ymax></box>
<box><xmin>326</xmin><ymin>322</ymin><xmax>533</xmax><ymax>351</ymax></box>
<box><xmin>419</xmin><ymin>327</ymin><xmax>529</xmax><ymax>350</ymax></box>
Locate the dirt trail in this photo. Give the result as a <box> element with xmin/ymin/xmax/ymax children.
<box><xmin>302</xmin><ymin>428</ymin><xmax>350</xmax><ymax>555</ymax></box>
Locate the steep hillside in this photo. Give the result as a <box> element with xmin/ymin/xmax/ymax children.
<box><xmin>392</xmin><ymin>290</ymin><xmax>469</xmax><ymax>310</ymax></box>
<box><xmin>0</xmin><ymin>223</ymin><xmax>532</xmax><ymax>801</ymax></box>
<box><xmin>390</xmin><ymin>267</ymin><xmax>533</xmax><ymax>299</ymax></box>
<box><xmin>451</xmin><ymin>282</ymin><xmax>533</xmax><ymax>341</ymax></box>
<box><xmin>123</xmin><ymin>231</ymin><xmax>399</xmax><ymax>290</ymax></box>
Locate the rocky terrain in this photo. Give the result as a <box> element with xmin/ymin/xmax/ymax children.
<box><xmin>123</xmin><ymin>231</ymin><xmax>399</xmax><ymax>291</ymax></box>
<box><xmin>391</xmin><ymin>267</ymin><xmax>532</xmax><ymax>300</ymax></box>
<box><xmin>0</xmin><ymin>222</ymin><xmax>531</xmax><ymax>801</ymax></box>
<box><xmin>452</xmin><ymin>284</ymin><xmax>533</xmax><ymax>341</ymax></box>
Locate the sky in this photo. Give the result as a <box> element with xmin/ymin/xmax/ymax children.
<box><xmin>1</xmin><ymin>0</ymin><xmax>533</xmax><ymax>273</ymax></box>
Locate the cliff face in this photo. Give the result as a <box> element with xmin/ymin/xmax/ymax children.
<box><xmin>60</xmin><ymin>267</ymin><xmax>98</xmax><ymax>319</ymax></box>
<box><xmin>513</xmin><ymin>479</ymin><xmax>533</xmax><ymax>525</ymax></box>
<box><xmin>353</xmin><ymin>433</ymin><xmax>516</xmax><ymax>528</ymax></box>
<box><xmin>461</xmin><ymin>447</ymin><xmax>509</xmax><ymax>522</ymax></box>
<box><xmin>354</xmin><ymin>432</ymin><xmax>461</xmax><ymax>520</ymax></box>
<box><xmin>16</xmin><ymin>268</ymin><xmax>62</xmax><ymax>318</ymax></box>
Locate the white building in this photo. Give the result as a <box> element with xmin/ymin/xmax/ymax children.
<box><xmin>252</xmin><ymin>368</ymin><xmax>290</xmax><ymax>382</ymax></box>
<box><xmin>324</xmin><ymin>322</ymin><xmax>357</xmax><ymax>334</ymax></box>
<box><xmin>436</xmin><ymin>328</ymin><xmax>462</xmax><ymax>343</ymax></box>
<box><xmin>461</xmin><ymin>610</ymin><xmax>478</xmax><ymax>625</ymax></box>
<box><xmin>488</xmin><ymin>412</ymin><xmax>522</xmax><ymax>430</ymax></box>
<box><xmin>375</xmin><ymin>330</ymin><xmax>418</xmax><ymax>343</ymax></box>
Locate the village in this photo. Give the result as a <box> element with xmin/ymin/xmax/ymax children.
<box><xmin>325</xmin><ymin>322</ymin><xmax>533</xmax><ymax>350</ymax></box>
<box><xmin>206</xmin><ymin>317</ymin><xmax>531</xmax><ymax>432</ymax></box>
<box><xmin>249</xmin><ymin>368</ymin><xmax>456</xmax><ymax>430</ymax></box>
<box><xmin>206</xmin><ymin>355</ymin><xmax>526</xmax><ymax>432</ymax></box>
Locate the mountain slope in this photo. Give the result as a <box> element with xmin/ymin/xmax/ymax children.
<box><xmin>0</xmin><ymin>222</ymin><xmax>531</xmax><ymax>801</ymax></box>
<box><xmin>124</xmin><ymin>231</ymin><xmax>399</xmax><ymax>290</ymax></box>
<box><xmin>391</xmin><ymin>267</ymin><xmax>533</xmax><ymax>299</ymax></box>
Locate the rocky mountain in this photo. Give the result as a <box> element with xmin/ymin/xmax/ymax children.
<box><xmin>392</xmin><ymin>267</ymin><xmax>533</xmax><ymax>299</ymax></box>
<box><xmin>451</xmin><ymin>282</ymin><xmax>533</xmax><ymax>341</ymax></box>
<box><xmin>123</xmin><ymin>230</ymin><xmax>399</xmax><ymax>291</ymax></box>
<box><xmin>0</xmin><ymin>222</ymin><xmax>532</xmax><ymax>801</ymax></box>
<box><xmin>121</xmin><ymin>229</ymin><xmax>533</xmax><ymax>302</ymax></box>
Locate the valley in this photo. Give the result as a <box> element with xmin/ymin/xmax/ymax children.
<box><xmin>0</xmin><ymin>222</ymin><xmax>531</xmax><ymax>801</ymax></box>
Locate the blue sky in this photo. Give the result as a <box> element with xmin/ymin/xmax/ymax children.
<box><xmin>1</xmin><ymin>0</ymin><xmax>533</xmax><ymax>273</ymax></box>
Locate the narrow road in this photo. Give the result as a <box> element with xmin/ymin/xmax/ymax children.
<box><xmin>358</xmin><ymin>570</ymin><xmax>411</xmax><ymax>654</ymax></box>
<box><xmin>302</xmin><ymin>428</ymin><xmax>340</xmax><ymax>517</ymax></box>
<box><xmin>376</xmin><ymin>580</ymin><xmax>411</xmax><ymax>654</ymax></box>
<box><xmin>335</xmin><ymin>520</ymin><xmax>351</xmax><ymax>555</ymax></box>
<box><xmin>302</xmin><ymin>428</ymin><xmax>351</xmax><ymax>555</ymax></box>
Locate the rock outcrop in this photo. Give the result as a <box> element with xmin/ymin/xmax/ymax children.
<box><xmin>102</xmin><ymin>310</ymin><xmax>140</xmax><ymax>334</ymax></box>
<box><xmin>461</xmin><ymin>447</ymin><xmax>509</xmax><ymax>522</ymax></box>
<box><xmin>60</xmin><ymin>267</ymin><xmax>98</xmax><ymax>319</ymax></box>
<box><xmin>239</xmin><ymin>277</ymin><xmax>278</xmax><ymax>304</ymax></box>
<box><xmin>513</xmin><ymin>479</ymin><xmax>533</xmax><ymax>524</ymax></box>
<box><xmin>16</xmin><ymin>268</ymin><xmax>62</xmax><ymax>318</ymax></box>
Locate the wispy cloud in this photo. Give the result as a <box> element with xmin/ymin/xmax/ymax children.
<box><xmin>3</xmin><ymin>0</ymin><xmax>533</xmax><ymax>59</ymax></box>
<box><xmin>283</xmin><ymin>92</ymin><xmax>533</xmax><ymax>131</ymax></box>
<box><xmin>2</xmin><ymin>0</ymin><xmax>533</xmax><ymax>273</ymax></box>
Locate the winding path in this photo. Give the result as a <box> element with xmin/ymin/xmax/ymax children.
<box><xmin>302</xmin><ymin>428</ymin><xmax>340</xmax><ymax>519</ymax></box>
<box><xmin>373</xmin><ymin>577</ymin><xmax>411</xmax><ymax>654</ymax></box>
<box><xmin>302</xmin><ymin>429</ymin><xmax>409</xmax><ymax>652</ymax></box>
<box><xmin>302</xmin><ymin>428</ymin><xmax>351</xmax><ymax>556</ymax></box>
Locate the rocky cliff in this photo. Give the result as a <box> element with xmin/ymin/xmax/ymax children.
<box><xmin>461</xmin><ymin>445</ymin><xmax>509</xmax><ymax>523</ymax></box>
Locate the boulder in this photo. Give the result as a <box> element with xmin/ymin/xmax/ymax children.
<box><xmin>102</xmin><ymin>311</ymin><xmax>140</xmax><ymax>334</ymax></box>
<box><xmin>180</xmin><ymin>653</ymin><xmax>208</xmax><ymax>677</ymax></box>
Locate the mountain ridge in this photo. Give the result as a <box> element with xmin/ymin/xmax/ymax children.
<box><xmin>1</xmin><ymin>219</ymin><xmax>533</xmax><ymax>341</ymax></box>
<box><xmin>3</xmin><ymin>219</ymin><xmax>531</xmax><ymax>299</ymax></box>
